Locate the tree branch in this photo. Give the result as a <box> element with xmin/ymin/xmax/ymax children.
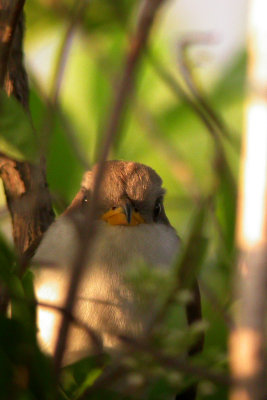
<box><xmin>53</xmin><ymin>0</ymin><xmax>167</xmax><ymax>377</ymax></box>
<box><xmin>177</xmin><ymin>33</ymin><xmax>234</xmax><ymax>146</ymax></box>
<box><xmin>0</xmin><ymin>2</ymin><xmax>54</xmax><ymax>258</ymax></box>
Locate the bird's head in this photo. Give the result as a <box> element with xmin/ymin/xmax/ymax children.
<box><xmin>66</xmin><ymin>160</ymin><xmax>170</xmax><ymax>226</ymax></box>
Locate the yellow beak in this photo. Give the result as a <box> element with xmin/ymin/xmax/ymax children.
<box><xmin>101</xmin><ymin>205</ymin><xmax>144</xmax><ymax>226</ymax></box>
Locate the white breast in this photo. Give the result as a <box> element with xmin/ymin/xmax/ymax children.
<box><xmin>33</xmin><ymin>217</ymin><xmax>179</xmax><ymax>364</ymax></box>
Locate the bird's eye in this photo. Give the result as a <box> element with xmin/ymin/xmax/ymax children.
<box><xmin>153</xmin><ymin>200</ymin><xmax>162</xmax><ymax>221</ymax></box>
<box><xmin>82</xmin><ymin>196</ymin><xmax>88</xmax><ymax>206</ymax></box>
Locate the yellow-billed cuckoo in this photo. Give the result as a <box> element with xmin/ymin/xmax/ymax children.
<box><xmin>33</xmin><ymin>160</ymin><xmax>181</xmax><ymax>365</ymax></box>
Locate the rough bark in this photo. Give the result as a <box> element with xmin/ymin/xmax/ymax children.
<box><xmin>0</xmin><ymin>1</ymin><xmax>54</xmax><ymax>258</ymax></box>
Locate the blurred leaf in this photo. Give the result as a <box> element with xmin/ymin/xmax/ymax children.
<box><xmin>215</xmin><ymin>156</ymin><xmax>237</xmax><ymax>257</ymax></box>
<box><xmin>22</xmin><ymin>270</ymin><xmax>35</xmax><ymax>301</ymax></box>
<box><xmin>46</xmin><ymin>114</ymin><xmax>84</xmax><ymax>201</ymax></box>
<box><xmin>0</xmin><ymin>92</ymin><xmax>37</xmax><ymax>161</ymax></box>
<box><xmin>146</xmin><ymin>376</ymin><xmax>176</xmax><ymax>400</ymax></box>
<box><xmin>2</xmin><ymin>1</ymin><xmax>247</xmax><ymax>398</ymax></box>
<box><xmin>61</xmin><ymin>355</ymin><xmax>106</xmax><ymax>399</ymax></box>
<box><xmin>29</xmin><ymin>89</ymin><xmax>84</xmax><ymax>202</ymax></box>
<box><xmin>212</xmin><ymin>52</ymin><xmax>246</xmax><ymax>106</ymax></box>
<box><xmin>0</xmin><ymin>237</ymin><xmax>54</xmax><ymax>399</ymax></box>
<box><xmin>90</xmin><ymin>60</ymin><xmax>112</xmax><ymax>162</ymax></box>
<box><xmin>22</xmin><ymin>270</ymin><xmax>37</xmax><ymax>329</ymax></box>
<box><xmin>0</xmin><ymin>231</ymin><xmax>16</xmax><ymax>273</ymax></box>
<box><xmin>73</xmin><ymin>368</ymin><xmax>101</xmax><ymax>399</ymax></box>
<box><xmin>83</xmin><ymin>0</ymin><xmax>137</xmax><ymax>32</ymax></box>
<box><xmin>175</xmin><ymin>202</ymin><xmax>209</xmax><ymax>288</ymax></box>
<box><xmin>0</xmin><ymin>315</ymin><xmax>55</xmax><ymax>400</ymax></box>
<box><xmin>0</xmin><ymin>234</ymin><xmax>36</xmax><ymax>338</ymax></box>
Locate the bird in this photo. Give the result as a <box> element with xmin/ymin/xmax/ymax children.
<box><xmin>33</xmin><ymin>160</ymin><xmax>180</xmax><ymax>365</ymax></box>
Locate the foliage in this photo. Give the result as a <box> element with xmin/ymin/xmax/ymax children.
<box><xmin>0</xmin><ymin>0</ymin><xmax>246</xmax><ymax>399</ymax></box>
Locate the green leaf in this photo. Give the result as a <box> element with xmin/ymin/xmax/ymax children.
<box><xmin>215</xmin><ymin>155</ymin><xmax>237</xmax><ymax>257</ymax></box>
<box><xmin>61</xmin><ymin>355</ymin><xmax>106</xmax><ymax>399</ymax></box>
<box><xmin>0</xmin><ymin>315</ymin><xmax>55</xmax><ymax>400</ymax></box>
<box><xmin>73</xmin><ymin>368</ymin><xmax>101</xmax><ymax>399</ymax></box>
<box><xmin>0</xmin><ymin>232</ymin><xmax>16</xmax><ymax>275</ymax></box>
<box><xmin>0</xmin><ymin>92</ymin><xmax>37</xmax><ymax>161</ymax></box>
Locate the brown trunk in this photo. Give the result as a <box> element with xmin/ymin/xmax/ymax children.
<box><xmin>0</xmin><ymin>1</ymin><xmax>54</xmax><ymax>258</ymax></box>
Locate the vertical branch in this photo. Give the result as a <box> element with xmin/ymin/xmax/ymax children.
<box><xmin>0</xmin><ymin>2</ymin><xmax>54</xmax><ymax>259</ymax></box>
<box><xmin>149</xmin><ymin>50</ymin><xmax>236</xmax><ymax>193</ymax></box>
<box><xmin>38</xmin><ymin>0</ymin><xmax>90</xmax><ymax>167</ymax></box>
<box><xmin>230</xmin><ymin>1</ymin><xmax>267</xmax><ymax>399</ymax></box>
<box><xmin>99</xmin><ymin>0</ymin><xmax>166</xmax><ymax>158</ymax></box>
<box><xmin>53</xmin><ymin>0</ymin><xmax>166</xmax><ymax>376</ymax></box>
<box><xmin>0</xmin><ymin>0</ymin><xmax>25</xmax><ymax>91</ymax></box>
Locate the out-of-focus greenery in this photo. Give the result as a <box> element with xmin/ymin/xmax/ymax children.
<box><xmin>0</xmin><ymin>0</ymin><xmax>246</xmax><ymax>399</ymax></box>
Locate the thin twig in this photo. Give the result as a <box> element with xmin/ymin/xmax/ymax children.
<box><xmin>81</xmin><ymin>333</ymin><xmax>229</xmax><ymax>400</ymax></box>
<box><xmin>50</xmin><ymin>0</ymin><xmax>89</xmax><ymax>103</ymax></box>
<box><xmin>37</xmin><ymin>300</ymin><xmax>103</xmax><ymax>353</ymax></box>
<box><xmin>134</xmin><ymin>99</ymin><xmax>201</xmax><ymax>201</ymax></box>
<box><xmin>199</xmin><ymin>278</ymin><xmax>234</xmax><ymax>330</ymax></box>
<box><xmin>83</xmin><ymin>39</ymin><xmax>201</xmax><ymax>201</ymax></box>
<box><xmin>149</xmin><ymin>50</ymin><xmax>237</xmax><ymax>193</ymax></box>
<box><xmin>119</xmin><ymin>335</ymin><xmax>230</xmax><ymax>386</ymax></box>
<box><xmin>80</xmin><ymin>334</ymin><xmax>229</xmax><ymax>400</ymax></box>
<box><xmin>0</xmin><ymin>0</ymin><xmax>25</xmax><ymax>87</ymax></box>
<box><xmin>148</xmin><ymin>51</ymin><xmax>220</xmax><ymax>142</ymax></box>
<box><xmin>8</xmin><ymin>283</ymin><xmax>104</xmax><ymax>356</ymax></box>
<box><xmin>149</xmin><ymin>48</ymin><xmax>236</xmax><ymax>195</ymax></box>
<box><xmin>177</xmin><ymin>32</ymin><xmax>235</xmax><ymax>145</ymax></box>
<box><xmin>53</xmin><ymin>0</ymin><xmax>166</xmax><ymax>378</ymax></box>
<box><xmin>82</xmin><ymin>39</ymin><xmax>199</xmax><ymax>197</ymax></box>
<box><xmin>146</xmin><ymin>200</ymin><xmax>207</xmax><ymax>333</ymax></box>
<box><xmin>79</xmin><ymin>363</ymin><xmax>131</xmax><ymax>399</ymax></box>
<box><xmin>39</xmin><ymin>0</ymin><xmax>90</xmax><ymax>164</ymax></box>
<box><xmin>29</xmin><ymin>70</ymin><xmax>90</xmax><ymax>170</ymax></box>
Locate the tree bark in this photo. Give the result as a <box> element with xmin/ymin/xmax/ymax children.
<box><xmin>0</xmin><ymin>1</ymin><xmax>54</xmax><ymax>258</ymax></box>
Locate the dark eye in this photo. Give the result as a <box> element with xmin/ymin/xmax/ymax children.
<box><xmin>153</xmin><ymin>200</ymin><xmax>162</xmax><ymax>221</ymax></box>
<box><xmin>82</xmin><ymin>196</ymin><xmax>88</xmax><ymax>206</ymax></box>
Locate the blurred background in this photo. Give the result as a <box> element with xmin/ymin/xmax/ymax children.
<box><xmin>1</xmin><ymin>0</ymin><xmax>248</xmax><ymax>227</ymax></box>
<box><xmin>0</xmin><ymin>0</ymin><xmax>249</xmax><ymax>398</ymax></box>
<box><xmin>22</xmin><ymin>0</ymin><xmax>247</xmax><ymax>228</ymax></box>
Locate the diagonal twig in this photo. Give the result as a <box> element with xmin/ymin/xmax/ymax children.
<box><xmin>134</xmin><ymin>99</ymin><xmax>201</xmax><ymax>201</ymax></box>
<box><xmin>50</xmin><ymin>0</ymin><xmax>89</xmax><ymax>104</ymax></box>
<box><xmin>29</xmin><ymin>69</ymin><xmax>91</xmax><ymax>171</ymax></box>
<box><xmin>53</xmin><ymin>0</ymin><xmax>167</xmax><ymax>378</ymax></box>
<box><xmin>177</xmin><ymin>32</ymin><xmax>235</xmax><ymax>145</ymax></box>
<box><xmin>148</xmin><ymin>51</ymin><xmax>221</xmax><ymax>143</ymax></box>
<box><xmin>149</xmin><ymin>49</ymin><xmax>236</xmax><ymax>194</ymax></box>
<box><xmin>80</xmin><ymin>333</ymin><xmax>229</xmax><ymax>400</ymax></box>
<box><xmin>38</xmin><ymin>0</ymin><xmax>90</xmax><ymax>164</ymax></box>
<box><xmin>199</xmin><ymin>278</ymin><xmax>234</xmax><ymax>330</ymax></box>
